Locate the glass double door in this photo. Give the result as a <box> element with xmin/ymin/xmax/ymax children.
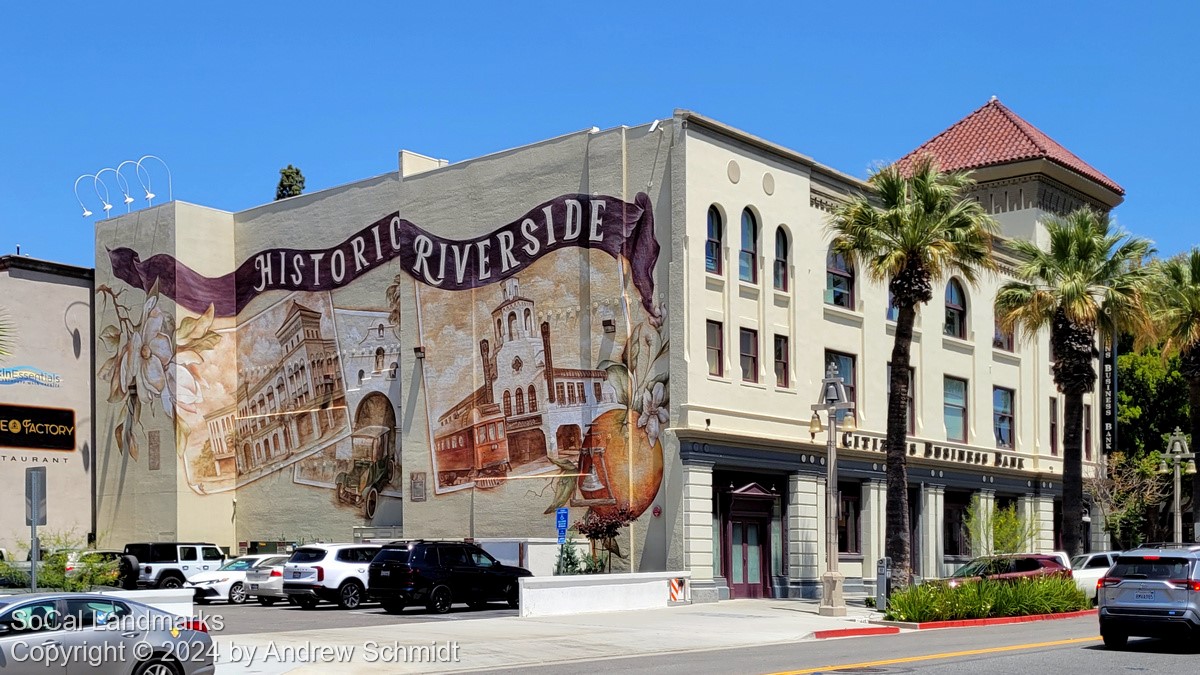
<box><xmin>729</xmin><ymin>519</ymin><xmax>765</xmax><ymax>598</ymax></box>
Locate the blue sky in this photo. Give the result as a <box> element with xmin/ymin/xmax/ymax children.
<box><xmin>1</xmin><ymin>1</ymin><xmax>1194</xmax><ymax>269</ymax></box>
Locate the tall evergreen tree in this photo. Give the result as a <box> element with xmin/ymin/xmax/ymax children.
<box><xmin>275</xmin><ymin>165</ymin><xmax>305</xmax><ymax>201</ymax></box>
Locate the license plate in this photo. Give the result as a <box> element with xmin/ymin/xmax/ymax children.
<box><xmin>292</xmin><ymin>571</ymin><xmax>301</xmax><ymax>579</ymax></box>
<box><xmin>381</xmin><ymin>570</ymin><xmax>390</xmax><ymax>576</ymax></box>
<box><xmin>250</xmin><ymin>584</ymin><xmax>259</xmax><ymax>590</ymax></box>
<box><xmin>1135</xmin><ymin>591</ymin><xmax>1155</xmax><ymax>601</ymax></box>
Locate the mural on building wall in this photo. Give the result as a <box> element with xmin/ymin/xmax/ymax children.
<box><xmin>98</xmin><ymin>192</ymin><xmax>663</xmax><ymax>527</ymax></box>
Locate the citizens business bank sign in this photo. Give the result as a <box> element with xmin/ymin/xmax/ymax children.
<box><xmin>0</xmin><ymin>366</ymin><xmax>62</xmax><ymax>387</ymax></box>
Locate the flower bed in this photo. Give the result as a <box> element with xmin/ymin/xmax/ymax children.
<box><xmin>884</xmin><ymin>576</ymin><xmax>1089</xmax><ymax>623</ymax></box>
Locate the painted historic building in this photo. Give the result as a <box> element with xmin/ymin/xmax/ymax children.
<box><xmin>90</xmin><ymin>99</ymin><xmax>1114</xmax><ymax>600</ymax></box>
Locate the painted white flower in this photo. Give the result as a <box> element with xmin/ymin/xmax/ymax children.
<box><xmin>638</xmin><ymin>381</ymin><xmax>669</xmax><ymax>446</ymax></box>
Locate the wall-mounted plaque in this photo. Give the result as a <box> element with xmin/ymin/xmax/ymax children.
<box><xmin>410</xmin><ymin>472</ymin><xmax>427</xmax><ymax>502</ymax></box>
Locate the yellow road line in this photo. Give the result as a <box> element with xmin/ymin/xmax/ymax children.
<box><xmin>767</xmin><ymin>636</ymin><xmax>1100</xmax><ymax>674</ymax></box>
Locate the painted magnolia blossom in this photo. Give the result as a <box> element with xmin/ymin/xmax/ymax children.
<box><xmin>638</xmin><ymin>381</ymin><xmax>668</xmax><ymax>447</ymax></box>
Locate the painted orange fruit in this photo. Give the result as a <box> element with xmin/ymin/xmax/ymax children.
<box><xmin>577</xmin><ymin>409</ymin><xmax>663</xmax><ymax>519</ymax></box>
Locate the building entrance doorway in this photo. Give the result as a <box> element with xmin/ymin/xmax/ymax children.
<box><xmin>722</xmin><ymin>482</ymin><xmax>775</xmax><ymax>599</ymax></box>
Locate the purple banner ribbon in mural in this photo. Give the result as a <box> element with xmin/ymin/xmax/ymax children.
<box><xmin>107</xmin><ymin>192</ymin><xmax>660</xmax><ymax>321</ymax></box>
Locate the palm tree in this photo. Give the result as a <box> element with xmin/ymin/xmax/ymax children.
<box><xmin>996</xmin><ymin>209</ymin><xmax>1153</xmax><ymax>556</ymax></box>
<box><xmin>1148</xmin><ymin>249</ymin><xmax>1200</xmax><ymax>529</ymax></box>
<box><xmin>828</xmin><ymin>155</ymin><xmax>997</xmax><ymax>585</ymax></box>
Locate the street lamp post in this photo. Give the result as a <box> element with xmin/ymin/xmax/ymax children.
<box><xmin>809</xmin><ymin>364</ymin><xmax>856</xmax><ymax>617</ymax></box>
<box><xmin>1157</xmin><ymin>427</ymin><xmax>1196</xmax><ymax>544</ymax></box>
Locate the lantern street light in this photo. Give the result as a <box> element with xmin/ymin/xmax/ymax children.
<box><xmin>1157</xmin><ymin>427</ymin><xmax>1196</xmax><ymax>544</ymax></box>
<box><xmin>809</xmin><ymin>363</ymin><xmax>856</xmax><ymax>617</ymax></box>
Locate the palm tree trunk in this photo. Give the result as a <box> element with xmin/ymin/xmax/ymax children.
<box><xmin>885</xmin><ymin>302</ymin><xmax>916</xmax><ymax>586</ymax></box>
<box><xmin>1062</xmin><ymin>393</ymin><xmax>1084</xmax><ymax>556</ymax></box>
<box><xmin>1190</xmin><ymin>377</ymin><xmax>1200</xmax><ymax>538</ymax></box>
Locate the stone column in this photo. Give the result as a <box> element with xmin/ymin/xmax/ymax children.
<box><xmin>860</xmin><ymin>480</ymin><xmax>887</xmax><ymax>595</ymax></box>
<box><xmin>1033</xmin><ymin>495</ymin><xmax>1055</xmax><ymax>552</ymax></box>
<box><xmin>975</xmin><ymin>489</ymin><xmax>996</xmax><ymax>555</ymax></box>
<box><xmin>920</xmin><ymin>484</ymin><xmax>945</xmax><ymax>580</ymax></box>
<box><xmin>682</xmin><ymin>463</ymin><xmax>718</xmax><ymax>603</ymax></box>
<box><xmin>788</xmin><ymin>472</ymin><xmax>821</xmax><ymax>599</ymax></box>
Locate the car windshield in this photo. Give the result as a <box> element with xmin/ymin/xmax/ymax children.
<box><xmin>289</xmin><ymin>548</ymin><xmax>326</xmax><ymax>563</ymax></box>
<box><xmin>1071</xmin><ymin>555</ymin><xmax>1087</xmax><ymax>568</ymax></box>
<box><xmin>1109</xmin><ymin>555</ymin><xmax>1192</xmax><ymax>580</ymax></box>
<box><xmin>219</xmin><ymin>558</ymin><xmax>257</xmax><ymax>571</ymax></box>
<box><xmin>951</xmin><ymin>559</ymin><xmax>993</xmax><ymax>577</ymax></box>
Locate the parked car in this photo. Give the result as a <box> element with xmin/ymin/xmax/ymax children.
<box><xmin>246</xmin><ymin>554</ymin><xmax>293</xmax><ymax>606</ymax></box>
<box><xmin>188</xmin><ymin>554</ymin><xmax>289</xmax><ymax>604</ymax></box>
<box><xmin>0</xmin><ymin>591</ymin><xmax>213</xmax><ymax>675</ymax></box>
<box><xmin>1097</xmin><ymin>543</ymin><xmax>1200</xmax><ymax>649</ymax></box>
<box><xmin>368</xmin><ymin>539</ymin><xmax>532</xmax><ymax>614</ymax></box>
<box><xmin>1070</xmin><ymin>551</ymin><xmax>1119</xmax><ymax>602</ymax></box>
<box><xmin>944</xmin><ymin>554</ymin><xmax>1071</xmax><ymax>587</ymax></box>
<box><xmin>63</xmin><ymin>549</ymin><xmax>124</xmax><ymax>578</ymax></box>
<box><xmin>283</xmin><ymin>543</ymin><xmax>380</xmax><ymax>609</ymax></box>
<box><xmin>123</xmin><ymin>542</ymin><xmax>226</xmax><ymax>588</ymax></box>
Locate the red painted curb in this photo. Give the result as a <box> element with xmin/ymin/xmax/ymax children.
<box><xmin>912</xmin><ymin>608</ymin><xmax>1097</xmax><ymax>630</ymax></box>
<box><xmin>813</xmin><ymin>626</ymin><xmax>901</xmax><ymax>639</ymax></box>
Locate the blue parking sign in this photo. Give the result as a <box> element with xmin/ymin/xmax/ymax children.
<box><xmin>556</xmin><ymin>507</ymin><xmax>569</xmax><ymax>530</ymax></box>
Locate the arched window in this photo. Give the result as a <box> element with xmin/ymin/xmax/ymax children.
<box><xmin>508</xmin><ymin>312</ymin><xmax>517</xmax><ymax>341</ymax></box>
<box><xmin>705</xmin><ymin>206</ymin><xmax>723</xmax><ymax>274</ymax></box>
<box><xmin>944</xmin><ymin>279</ymin><xmax>967</xmax><ymax>339</ymax></box>
<box><xmin>773</xmin><ymin>228</ymin><xmax>789</xmax><ymax>291</ymax></box>
<box><xmin>496</xmin><ymin>318</ymin><xmax>503</xmax><ymax>342</ymax></box>
<box><xmin>503</xmin><ymin>390</ymin><xmax>512</xmax><ymax>417</ymax></box>
<box><xmin>523</xmin><ymin>308</ymin><xmax>532</xmax><ymax>334</ymax></box>
<box><xmin>739</xmin><ymin>209</ymin><xmax>758</xmax><ymax>283</ymax></box>
<box><xmin>378</xmin><ymin>324</ymin><xmax>385</xmax><ymax>338</ymax></box>
<box><xmin>357</xmin><ymin>369</ymin><xmax>365</xmax><ymax>386</ymax></box>
<box><xmin>388</xmin><ymin>362</ymin><xmax>398</xmax><ymax>379</ymax></box>
<box><xmin>825</xmin><ymin>251</ymin><xmax>854</xmax><ymax>309</ymax></box>
<box><xmin>515</xmin><ymin>388</ymin><xmax>525</xmax><ymax>414</ymax></box>
<box><xmin>528</xmin><ymin>385</ymin><xmax>538</xmax><ymax>412</ymax></box>
<box><xmin>993</xmin><ymin>317</ymin><xmax>1014</xmax><ymax>351</ymax></box>
<box><xmin>374</xmin><ymin>347</ymin><xmax>385</xmax><ymax>372</ymax></box>
<box><xmin>886</xmin><ymin>290</ymin><xmax>899</xmax><ymax>322</ymax></box>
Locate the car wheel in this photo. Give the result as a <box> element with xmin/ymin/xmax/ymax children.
<box><xmin>257</xmin><ymin>597</ymin><xmax>278</xmax><ymax>607</ymax></box>
<box><xmin>506</xmin><ymin>583</ymin><xmax>519</xmax><ymax>609</ymax></box>
<box><xmin>158</xmin><ymin>576</ymin><xmax>183</xmax><ymax>589</ymax></box>
<box><xmin>382</xmin><ymin>598</ymin><xmax>406</xmax><ymax>614</ymax></box>
<box><xmin>132</xmin><ymin>655</ymin><xmax>182</xmax><ymax>675</ymax></box>
<box><xmin>427</xmin><ymin>585</ymin><xmax>452</xmax><ymax>614</ymax></box>
<box><xmin>338</xmin><ymin>580</ymin><xmax>364</xmax><ymax>609</ymax></box>
<box><xmin>296</xmin><ymin>596</ymin><xmax>319</xmax><ymax>610</ymax></box>
<box><xmin>364</xmin><ymin>488</ymin><xmax>379</xmax><ymax>520</ymax></box>
<box><xmin>229</xmin><ymin>582</ymin><xmax>247</xmax><ymax>604</ymax></box>
<box><xmin>1102</xmin><ymin>630</ymin><xmax>1127</xmax><ymax>650</ymax></box>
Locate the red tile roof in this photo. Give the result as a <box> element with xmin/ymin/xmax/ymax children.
<box><xmin>895</xmin><ymin>98</ymin><xmax>1123</xmax><ymax>195</ymax></box>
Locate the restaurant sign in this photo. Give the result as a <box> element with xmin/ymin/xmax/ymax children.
<box><xmin>0</xmin><ymin>404</ymin><xmax>76</xmax><ymax>450</ymax></box>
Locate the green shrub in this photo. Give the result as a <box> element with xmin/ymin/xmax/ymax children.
<box><xmin>884</xmin><ymin>576</ymin><xmax>1088</xmax><ymax>622</ymax></box>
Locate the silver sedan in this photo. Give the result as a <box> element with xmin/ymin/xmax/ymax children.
<box><xmin>0</xmin><ymin>592</ymin><xmax>214</xmax><ymax>674</ymax></box>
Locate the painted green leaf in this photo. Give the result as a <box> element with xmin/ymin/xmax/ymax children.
<box><xmin>184</xmin><ymin>331</ymin><xmax>222</xmax><ymax>355</ymax></box>
<box><xmin>99</xmin><ymin>325</ymin><xmax>122</xmax><ymax>351</ymax></box>
<box><xmin>177</xmin><ymin>304</ymin><xmax>215</xmax><ymax>342</ymax></box>
<box><xmin>544</xmin><ymin>475</ymin><xmax>577</xmax><ymax>514</ymax></box>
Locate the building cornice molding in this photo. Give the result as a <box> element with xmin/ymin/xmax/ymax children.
<box><xmin>0</xmin><ymin>255</ymin><xmax>94</xmax><ymax>281</ymax></box>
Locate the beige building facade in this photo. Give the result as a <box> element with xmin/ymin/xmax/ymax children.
<box><xmin>91</xmin><ymin>101</ymin><xmax>1115</xmax><ymax>599</ymax></box>
<box><xmin>0</xmin><ymin>255</ymin><xmax>94</xmax><ymax>556</ymax></box>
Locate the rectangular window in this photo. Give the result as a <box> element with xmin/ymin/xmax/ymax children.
<box><xmin>567</xmin><ymin>385</ymin><xmax>576</xmax><ymax>405</ymax></box>
<box><xmin>993</xmin><ymin>319</ymin><xmax>1014</xmax><ymax>351</ymax></box>
<box><xmin>555</xmin><ymin>382</ymin><xmax>566</xmax><ymax>403</ymax></box>
<box><xmin>740</xmin><ymin>328</ymin><xmax>759</xmax><ymax>383</ymax></box>
<box><xmin>825</xmin><ymin>253</ymin><xmax>855</xmax><ymax>309</ymax></box>
<box><xmin>824</xmin><ymin>351</ymin><xmax>856</xmax><ymax>404</ymax></box>
<box><xmin>1050</xmin><ymin>397</ymin><xmax>1059</xmax><ymax>456</ymax></box>
<box><xmin>888</xmin><ymin>363</ymin><xmax>915</xmax><ymax>434</ymax></box>
<box><xmin>944</xmin><ymin>377</ymin><xmax>968</xmax><ymax>443</ymax></box>
<box><xmin>1084</xmin><ymin>403</ymin><xmax>1093</xmax><ymax>460</ymax></box>
<box><xmin>577</xmin><ymin>383</ymin><xmax>586</xmax><ymax>403</ymax></box>
<box><xmin>706</xmin><ymin>321</ymin><xmax>724</xmax><ymax>377</ymax></box>
<box><xmin>993</xmin><ymin>387</ymin><xmax>1015</xmax><ymax>449</ymax></box>
<box><xmin>593</xmin><ymin>382</ymin><xmax>602</xmax><ymax>402</ymax></box>
<box><xmin>837</xmin><ymin>481</ymin><xmax>861</xmax><ymax>554</ymax></box>
<box><xmin>773</xmin><ymin>334</ymin><xmax>789</xmax><ymax>388</ymax></box>
<box><xmin>886</xmin><ymin>291</ymin><xmax>899</xmax><ymax>322</ymax></box>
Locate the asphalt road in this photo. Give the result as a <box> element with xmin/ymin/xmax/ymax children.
<box><xmin>201</xmin><ymin>599</ymin><xmax>516</xmax><ymax>635</ymax></box>
<box><xmin>477</xmin><ymin>615</ymin><xmax>1198</xmax><ymax>675</ymax></box>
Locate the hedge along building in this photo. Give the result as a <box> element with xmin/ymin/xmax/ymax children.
<box><xmin>92</xmin><ymin>101</ymin><xmax>1115</xmax><ymax>598</ymax></box>
<box><xmin>0</xmin><ymin>255</ymin><xmax>94</xmax><ymax>556</ymax></box>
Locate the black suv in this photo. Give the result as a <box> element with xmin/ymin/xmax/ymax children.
<box><xmin>368</xmin><ymin>540</ymin><xmax>532</xmax><ymax>614</ymax></box>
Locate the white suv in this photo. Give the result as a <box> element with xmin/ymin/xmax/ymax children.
<box><xmin>123</xmin><ymin>542</ymin><xmax>226</xmax><ymax>588</ymax></box>
<box><xmin>282</xmin><ymin>544</ymin><xmax>380</xmax><ymax>609</ymax></box>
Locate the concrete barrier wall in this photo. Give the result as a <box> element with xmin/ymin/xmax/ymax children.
<box><xmin>519</xmin><ymin>571</ymin><xmax>691</xmax><ymax>618</ymax></box>
<box><xmin>102</xmin><ymin>589</ymin><xmax>194</xmax><ymax>617</ymax></box>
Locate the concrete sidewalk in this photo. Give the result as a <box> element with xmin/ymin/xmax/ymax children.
<box><xmin>213</xmin><ymin>599</ymin><xmax>888</xmax><ymax>674</ymax></box>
